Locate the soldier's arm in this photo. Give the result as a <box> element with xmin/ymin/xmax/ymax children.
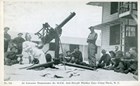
<box><xmin>94</xmin><ymin>33</ymin><xmax>98</xmax><ymax>40</ymax></box>
<box><xmin>98</xmin><ymin>56</ymin><xmax>103</xmax><ymax>64</ymax></box>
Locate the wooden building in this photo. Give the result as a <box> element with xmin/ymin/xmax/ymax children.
<box><xmin>87</xmin><ymin>2</ymin><xmax>138</xmax><ymax>54</ymax></box>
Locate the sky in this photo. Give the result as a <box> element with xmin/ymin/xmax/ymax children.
<box><xmin>4</xmin><ymin>0</ymin><xmax>102</xmax><ymax>40</ymax></box>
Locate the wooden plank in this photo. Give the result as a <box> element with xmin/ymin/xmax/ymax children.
<box><xmin>27</xmin><ymin>62</ymin><xmax>54</xmax><ymax>70</ymax></box>
<box><xmin>63</xmin><ymin>62</ymin><xmax>96</xmax><ymax>70</ymax></box>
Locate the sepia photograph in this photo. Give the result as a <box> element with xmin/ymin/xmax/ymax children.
<box><xmin>3</xmin><ymin>0</ymin><xmax>138</xmax><ymax>82</ymax></box>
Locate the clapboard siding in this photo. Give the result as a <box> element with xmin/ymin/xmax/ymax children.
<box><xmin>102</xmin><ymin>3</ymin><xmax>119</xmax><ymax>23</ymax></box>
<box><xmin>101</xmin><ymin>26</ymin><xmax>120</xmax><ymax>52</ymax></box>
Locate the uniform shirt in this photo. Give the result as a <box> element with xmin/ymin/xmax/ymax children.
<box><xmin>13</xmin><ymin>37</ymin><xmax>25</xmax><ymax>49</ymax></box>
<box><xmin>87</xmin><ymin>32</ymin><xmax>97</xmax><ymax>44</ymax></box>
<box><xmin>99</xmin><ymin>54</ymin><xmax>111</xmax><ymax>66</ymax></box>
<box><xmin>4</xmin><ymin>33</ymin><xmax>11</xmax><ymax>52</ymax></box>
<box><xmin>72</xmin><ymin>51</ymin><xmax>83</xmax><ymax>62</ymax></box>
<box><xmin>6</xmin><ymin>52</ymin><xmax>18</xmax><ymax>60</ymax></box>
<box><xmin>4</xmin><ymin>33</ymin><xmax>11</xmax><ymax>41</ymax></box>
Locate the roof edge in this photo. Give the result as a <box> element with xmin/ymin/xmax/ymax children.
<box><xmin>86</xmin><ymin>2</ymin><xmax>104</xmax><ymax>6</ymax></box>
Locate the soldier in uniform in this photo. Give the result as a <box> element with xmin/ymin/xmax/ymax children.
<box><xmin>97</xmin><ymin>49</ymin><xmax>111</xmax><ymax>68</ymax></box>
<box><xmin>12</xmin><ymin>33</ymin><xmax>25</xmax><ymax>54</ymax></box>
<box><xmin>72</xmin><ymin>47</ymin><xmax>83</xmax><ymax>64</ymax></box>
<box><xmin>4</xmin><ymin>27</ymin><xmax>11</xmax><ymax>52</ymax></box>
<box><xmin>87</xmin><ymin>26</ymin><xmax>98</xmax><ymax>68</ymax></box>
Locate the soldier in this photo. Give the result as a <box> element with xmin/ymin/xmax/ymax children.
<box><xmin>113</xmin><ymin>50</ymin><xmax>124</xmax><ymax>71</ymax></box>
<box><xmin>108</xmin><ymin>51</ymin><xmax>116</xmax><ymax>69</ymax></box>
<box><xmin>4</xmin><ymin>46</ymin><xmax>18</xmax><ymax>65</ymax></box>
<box><xmin>114</xmin><ymin>47</ymin><xmax>137</xmax><ymax>74</ymax></box>
<box><xmin>97</xmin><ymin>49</ymin><xmax>111</xmax><ymax>68</ymax></box>
<box><xmin>72</xmin><ymin>47</ymin><xmax>83</xmax><ymax>64</ymax></box>
<box><xmin>4</xmin><ymin>27</ymin><xmax>11</xmax><ymax>52</ymax></box>
<box><xmin>114</xmin><ymin>46</ymin><xmax>119</xmax><ymax>53</ymax></box>
<box><xmin>124</xmin><ymin>47</ymin><xmax>138</xmax><ymax>74</ymax></box>
<box><xmin>12</xmin><ymin>33</ymin><xmax>25</xmax><ymax>54</ymax></box>
<box><xmin>87</xmin><ymin>26</ymin><xmax>98</xmax><ymax>68</ymax></box>
<box><xmin>65</xmin><ymin>51</ymin><xmax>73</xmax><ymax>63</ymax></box>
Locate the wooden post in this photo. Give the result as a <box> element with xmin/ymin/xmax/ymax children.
<box><xmin>55</xmin><ymin>32</ymin><xmax>60</xmax><ymax>58</ymax></box>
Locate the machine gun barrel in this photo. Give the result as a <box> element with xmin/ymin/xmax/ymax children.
<box><xmin>53</xmin><ymin>12</ymin><xmax>76</xmax><ymax>58</ymax></box>
<box><xmin>56</xmin><ymin>12</ymin><xmax>76</xmax><ymax>29</ymax></box>
<box><xmin>38</xmin><ymin>12</ymin><xmax>76</xmax><ymax>44</ymax></box>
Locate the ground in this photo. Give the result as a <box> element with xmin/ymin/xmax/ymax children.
<box><xmin>4</xmin><ymin>64</ymin><xmax>137</xmax><ymax>81</ymax></box>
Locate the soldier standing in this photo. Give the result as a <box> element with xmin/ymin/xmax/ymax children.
<box><xmin>4</xmin><ymin>27</ymin><xmax>11</xmax><ymax>52</ymax></box>
<box><xmin>87</xmin><ymin>26</ymin><xmax>98</xmax><ymax>68</ymax></box>
<box><xmin>12</xmin><ymin>33</ymin><xmax>25</xmax><ymax>54</ymax></box>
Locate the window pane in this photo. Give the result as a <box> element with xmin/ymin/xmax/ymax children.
<box><xmin>110</xmin><ymin>24</ymin><xmax>120</xmax><ymax>45</ymax></box>
<box><xmin>69</xmin><ymin>44</ymin><xmax>79</xmax><ymax>52</ymax></box>
<box><xmin>110</xmin><ymin>2</ymin><xmax>118</xmax><ymax>14</ymax></box>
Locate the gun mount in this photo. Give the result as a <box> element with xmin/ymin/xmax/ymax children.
<box><xmin>35</xmin><ymin>12</ymin><xmax>76</xmax><ymax>58</ymax></box>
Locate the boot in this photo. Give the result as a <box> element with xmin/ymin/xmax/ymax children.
<box><xmin>124</xmin><ymin>69</ymin><xmax>130</xmax><ymax>74</ymax></box>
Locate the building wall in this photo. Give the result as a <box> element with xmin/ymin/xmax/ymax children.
<box><xmin>100</xmin><ymin>19</ymin><xmax>136</xmax><ymax>53</ymax></box>
<box><xmin>101</xmin><ymin>26</ymin><xmax>120</xmax><ymax>52</ymax></box>
<box><xmin>102</xmin><ymin>2</ymin><xmax>119</xmax><ymax>23</ymax></box>
<box><xmin>93</xmin><ymin>2</ymin><xmax>138</xmax><ymax>59</ymax></box>
<box><xmin>59</xmin><ymin>43</ymin><xmax>70</xmax><ymax>54</ymax></box>
<box><xmin>101</xmin><ymin>2</ymin><xmax>137</xmax><ymax>52</ymax></box>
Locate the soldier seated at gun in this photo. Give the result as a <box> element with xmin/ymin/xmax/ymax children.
<box><xmin>22</xmin><ymin>33</ymin><xmax>46</xmax><ymax>64</ymax></box>
<box><xmin>4</xmin><ymin>45</ymin><xmax>19</xmax><ymax>66</ymax></box>
<box><xmin>62</xmin><ymin>48</ymin><xmax>83</xmax><ymax>64</ymax></box>
<box><xmin>64</xmin><ymin>51</ymin><xmax>74</xmax><ymax>63</ymax></box>
<box><xmin>71</xmin><ymin>47</ymin><xmax>83</xmax><ymax>64</ymax></box>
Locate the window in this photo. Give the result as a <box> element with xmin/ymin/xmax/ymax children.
<box><xmin>126</xmin><ymin>26</ymin><xmax>136</xmax><ymax>37</ymax></box>
<box><xmin>49</xmin><ymin>43</ymin><xmax>55</xmax><ymax>51</ymax></box>
<box><xmin>69</xmin><ymin>44</ymin><xmax>79</xmax><ymax>52</ymax></box>
<box><xmin>110</xmin><ymin>24</ymin><xmax>120</xmax><ymax>45</ymax></box>
<box><xmin>110</xmin><ymin>2</ymin><xmax>118</xmax><ymax>14</ymax></box>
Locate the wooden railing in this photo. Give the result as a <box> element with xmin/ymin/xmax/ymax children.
<box><xmin>118</xmin><ymin>2</ymin><xmax>137</xmax><ymax>14</ymax></box>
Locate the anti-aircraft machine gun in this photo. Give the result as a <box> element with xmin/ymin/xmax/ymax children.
<box><xmin>23</xmin><ymin>12</ymin><xmax>95</xmax><ymax>70</ymax></box>
<box><xmin>35</xmin><ymin>12</ymin><xmax>76</xmax><ymax>59</ymax></box>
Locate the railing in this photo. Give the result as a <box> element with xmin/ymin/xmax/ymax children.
<box><xmin>118</xmin><ymin>2</ymin><xmax>137</xmax><ymax>14</ymax></box>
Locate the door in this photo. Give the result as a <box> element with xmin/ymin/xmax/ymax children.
<box><xmin>125</xmin><ymin>25</ymin><xmax>137</xmax><ymax>52</ymax></box>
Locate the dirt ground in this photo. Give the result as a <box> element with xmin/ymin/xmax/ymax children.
<box><xmin>4</xmin><ymin>64</ymin><xmax>137</xmax><ymax>81</ymax></box>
